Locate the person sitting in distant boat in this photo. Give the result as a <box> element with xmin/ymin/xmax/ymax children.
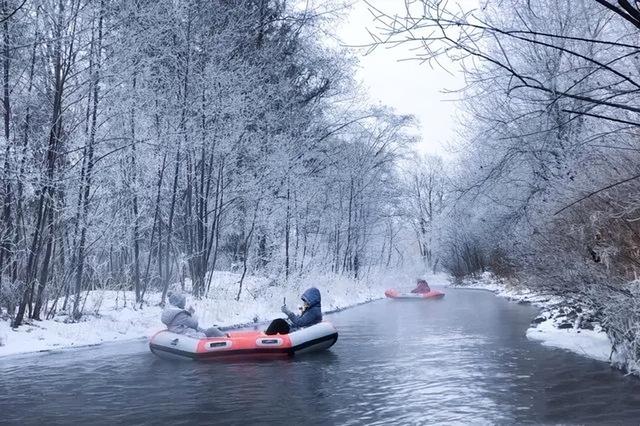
<box><xmin>410</xmin><ymin>279</ymin><xmax>431</xmax><ymax>294</ymax></box>
<box><xmin>161</xmin><ymin>291</ymin><xmax>226</xmax><ymax>338</ymax></box>
<box><xmin>265</xmin><ymin>287</ymin><xmax>323</xmax><ymax>335</ymax></box>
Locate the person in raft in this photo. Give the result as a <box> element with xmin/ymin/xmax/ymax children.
<box><xmin>161</xmin><ymin>291</ymin><xmax>226</xmax><ymax>338</ymax></box>
<box><xmin>411</xmin><ymin>279</ymin><xmax>431</xmax><ymax>294</ymax></box>
<box><xmin>265</xmin><ymin>287</ymin><xmax>323</xmax><ymax>335</ymax></box>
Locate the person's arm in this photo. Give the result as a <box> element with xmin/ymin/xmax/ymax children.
<box><xmin>288</xmin><ymin>309</ymin><xmax>320</xmax><ymax>327</ymax></box>
<box><xmin>282</xmin><ymin>305</ymin><xmax>297</xmax><ymax>321</ymax></box>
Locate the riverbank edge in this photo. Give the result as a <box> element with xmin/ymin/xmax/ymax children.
<box><xmin>451</xmin><ymin>272</ymin><xmax>621</xmax><ymax>366</ymax></box>
<box><xmin>0</xmin><ymin>296</ymin><xmax>383</xmax><ymax>361</ymax></box>
<box><xmin>2</xmin><ymin>269</ymin><xmax>443</xmax><ymax>359</ymax></box>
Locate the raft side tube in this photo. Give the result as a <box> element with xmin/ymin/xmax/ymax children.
<box><xmin>149</xmin><ymin>321</ymin><xmax>338</xmax><ymax>361</ymax></box>
<box><xmin>289</xmin><ymin>322</ymin><xmax>339</xmax><ymax>355</ymax></box>
<box><xmin>385</xmin><ymin>288</ymin><xmax>445</xmax><ymax>300</ymax></box>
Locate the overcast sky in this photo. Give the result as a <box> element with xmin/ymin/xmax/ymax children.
<box><xmin>334</xmin><ymin>1</ymin><xmax>466</xmax><ymax>157</ymax></box>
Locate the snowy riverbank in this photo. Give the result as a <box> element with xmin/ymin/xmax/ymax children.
<box><xmin>0</xmin><ymin>269</ymin><xmax>424</xmax><ymax>358</ymax></box>
<box><xmin>452</xmin><ymin>272</ymin><xmax>621</xmax><ymax>365</ymax></box>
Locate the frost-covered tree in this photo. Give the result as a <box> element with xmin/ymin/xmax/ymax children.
<box><xmin>0</xmin><ymin>0</ymin><xmax>416</xmax><ymax>326</ymax></box>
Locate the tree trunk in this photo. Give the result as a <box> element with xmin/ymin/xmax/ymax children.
<box><xmin>236</xmin><ymin>201</ymin><xmax>259</xmax><ymax>301</ymax></box>
<box><xmin>162</xmin><ymin>10</ymin><xmax>191</xmax><ymax>302</ymax></box>
<box><xmin>285</xmin><ymin>186</ymin><xmax>290</xmax><ymax>278</ymax></box>
<box><xmin>14</xmin><ymin>0</ymin><xmax>69</xmax><ymax>327</ymax></box>
<box><xmin>0</xmin><ymin>0</ymin><xmax>12</xmax><ymax>292</ymax></box>
<box><xmin>73</xmin><ymin>0</ymin><xmax>103</xmax><ymax>319</ymax></box>
<box><xmin>129</xmin><ymin>73</ymin><xmax>141</xmax><ymax>303</ymax></box>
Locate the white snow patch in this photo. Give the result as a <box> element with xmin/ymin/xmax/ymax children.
<box><xmin>452</xmin><ymin>272</ymin><xmax>562</xmax><ymax>306</ymax></box>
<box><xmin>526</xmin><ymin>319</ymin><xmax>618</xmax><ymax>363</ymax></box>
<box><xmin>0</xmin><ymin>293</ymin><xmax>164</xmax><ymax>358</ymax></box>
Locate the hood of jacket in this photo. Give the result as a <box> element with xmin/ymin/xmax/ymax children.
<box><xmin>168</xmin><ymin>292</ymin><xmax>186</xmax><ymax>309</ymax></box>
<box><xmin>301</xmin><ymin>287</ymin><xmax>321</xmax><ymax>308</ymax></box>
<box><xmin>413</xmin><ymin>282</ymin><xmax>430</xmax><ymax>293</ymax></box>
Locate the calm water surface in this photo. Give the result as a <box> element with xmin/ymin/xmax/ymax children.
<box><xmin>2</xmin><ymin>288</ymin><xmax>640</xmax><ymax>425</ymax></box>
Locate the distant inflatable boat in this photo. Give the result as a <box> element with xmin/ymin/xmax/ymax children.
<box><xmin>149</xmin><ymin>321</ymin><xmax>338</xmax><ymax>361</ymax></box>
<box><xmin>384</xmin><ymin>289</ymin><xmax>445</xmax><ymax>300</ymax></box>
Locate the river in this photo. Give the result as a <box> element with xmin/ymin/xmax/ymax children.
<box><xmin>2</xmin><ymin>288</ymin><xmax>640</xmax><ymax>425</ymax></box>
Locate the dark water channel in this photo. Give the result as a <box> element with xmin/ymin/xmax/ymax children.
<box><xmin>2</xmin><ymin>288</ymin><xmax>640</xmax><ymax>425</ymax></box>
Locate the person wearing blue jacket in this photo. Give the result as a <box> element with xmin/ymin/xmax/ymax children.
<box><xmin>281</xmin><ymin>287</ymin><xmax>323</xmax><ymax>328</ymax></box>
<box><xmin>264</xmin><ymin>287</ymin><xmax>323</xmax><ymax>335</ymax></box>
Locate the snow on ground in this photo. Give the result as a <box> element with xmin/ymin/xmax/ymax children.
<box><xmin>453</xmin><ymin>272</ymin><xmax>619</xmax><ymax>365</ymax></box>
<box><xmin>0</xmin><ymin>269</ymin><xmax>414</xmax><ymax>358</ymax></box>
<box><xmin>526</xmin><ymin>318</ymin><xmax>618</xmax><ymax>363</ymax></box>
<box><xmin>451</xmin><ymin>271</ymin><xmax>563</xmax><ymax>306</ymax></box>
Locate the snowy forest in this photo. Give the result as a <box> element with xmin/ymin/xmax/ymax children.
<box><xmin>0</xmin><ymin>0</ymin><xmax>419</xmax><ymax>328</ymax></box>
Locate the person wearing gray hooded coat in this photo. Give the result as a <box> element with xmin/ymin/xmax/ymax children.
<box><xmin>161</xmin><ymin>292</ymin><xmax>226</xmax><ymax>338</ymax></box>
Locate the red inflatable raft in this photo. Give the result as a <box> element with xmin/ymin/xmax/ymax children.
<box><xmin>384</xmin><ymin>288</ymin><xmax>445</xmax><ymax>300</ymax></box>
<box><xmin>149</xmin><ymin>321</ymin><xmax>338</xmax><ymax>361</ymax></box>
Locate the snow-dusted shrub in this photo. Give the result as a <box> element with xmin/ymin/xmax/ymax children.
<box><xmin>599</xmin><ymin>282</ymin><xmax>640</xmax><ymax>375</ymax></box>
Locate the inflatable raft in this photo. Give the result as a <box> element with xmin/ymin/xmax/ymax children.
<box><xmin>384</xmin><ymin>288</ymin><xmax>445</xmax><ymax>300</ymax></box>
<box><xmin>149</xmin><ymin>321</ymin><xmax>338</xmax><ymax>361</ymax></box>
